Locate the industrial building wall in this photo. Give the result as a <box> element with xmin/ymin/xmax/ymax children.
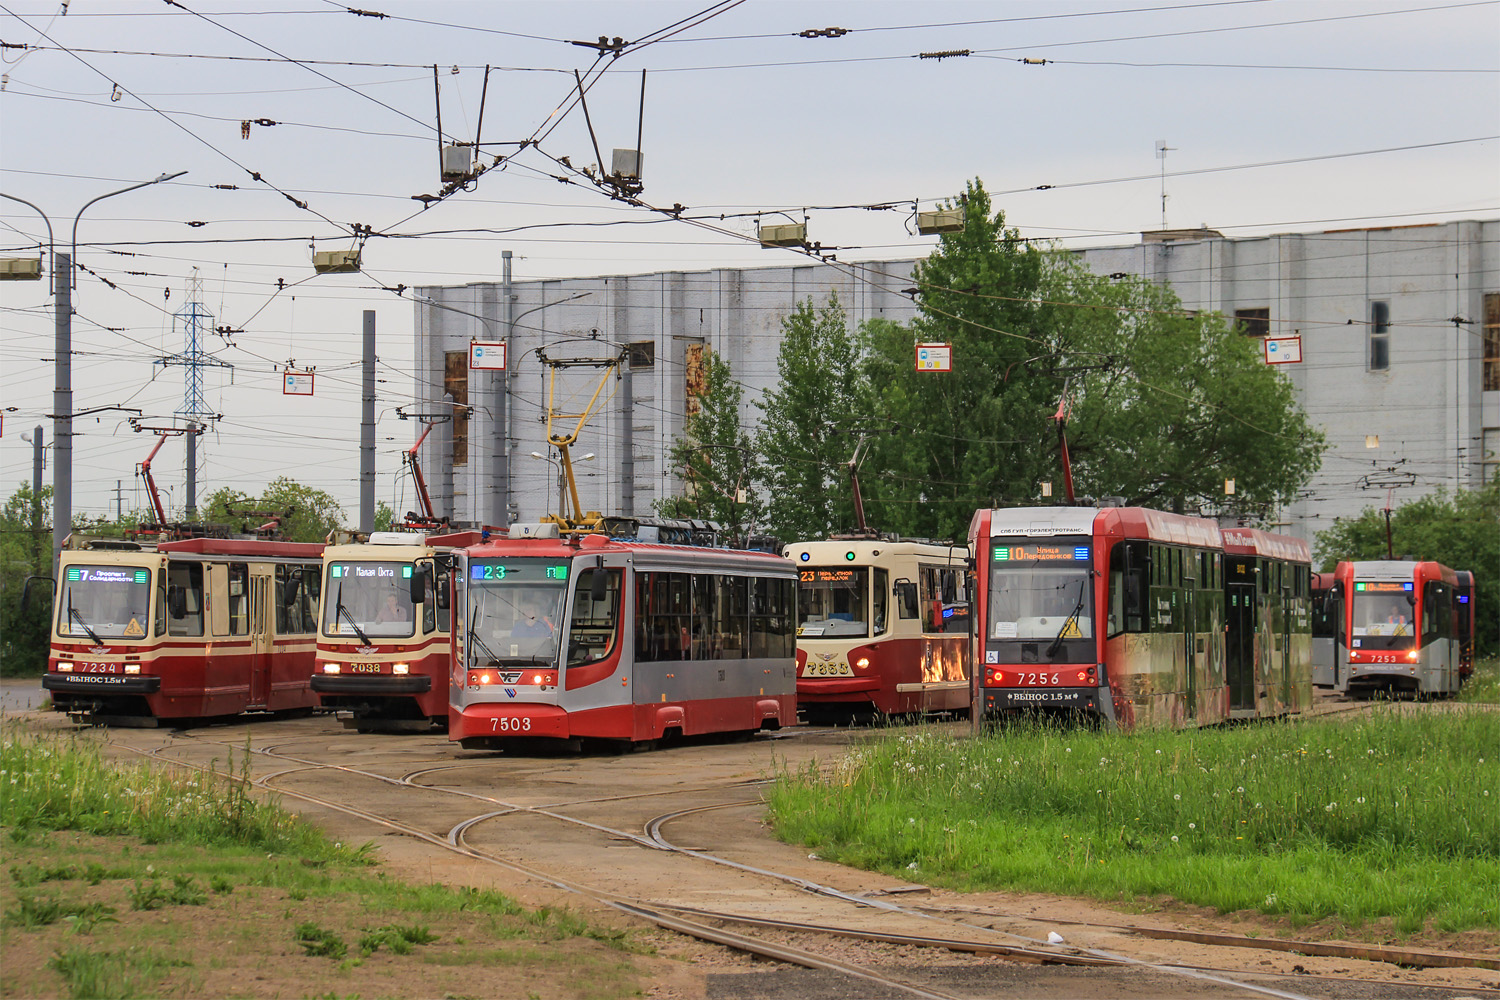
<box><xmin>414</xmin><ymin>220</ymin><xmax>1497</xmax><ymax>544</ymax></box>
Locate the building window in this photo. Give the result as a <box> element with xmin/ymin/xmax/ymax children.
<box><xmin>1369</xmin><ymin>300</ymin><xmax>1390</xmax><ymax>371</ymax></box>
<box><xmin>628</xmin><ymin>341</ymin><xmax>655</xmax><ymax>371</ymax></box>
<box><xmin>1234</xmin><ymin>307</ymin><xmax>1270</xmax><ymax>339</ymax></box>
<box><xmin>1484</xmin><ymin>293</ymin><xmax>1500</xmax><ymax>392</ymax></box>
<box><xmin>443</xmin><ymin>351</ymin><xmax>469</xmax><ymax>467</ymax></box>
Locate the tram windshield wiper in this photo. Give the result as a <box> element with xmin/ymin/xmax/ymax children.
<box><xmin>334</xmin><ymin>582</ymin><xmax>372</xmax><ymax>645</ymax></box>
<box><xmin>1046</xmin><ymin>579</ymin><xmax>1087</xmax><ymax>659</ymax></box>
<box><xmin>468</xmin><ymin>606</ymin><xmax>500</xmax><ymax>665</ymax></box>
<box><xmin>68</xmin><ymin>601</ymin><xmax>103</xmax><ymax>646</ymax></box>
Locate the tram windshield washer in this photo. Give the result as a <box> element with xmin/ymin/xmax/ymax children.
<box><xmin>466</xmin><ymin>558</ymin><xmax>570</xmax><ymax>666</ymax></box>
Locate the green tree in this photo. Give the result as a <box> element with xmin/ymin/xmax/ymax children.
<box><xmin>755</xmin><ymin>294</ymin><xmax>870</xmax><ymax>541</ymax></box>
<box><xmin>656</xmin><ymin>350</ymin><xmax>762</xmax><ymax>535</ymax></box>
<box><xmin>0</xmin><ymin>484</ymin><xmax>53</xmax><ymax>676</ymax></box>
<box><xmin>374</xmin><ymin>501</ymin><xmax>395</xmax><ymax>533</ymax></box>
<box><xmin>1051</xmin><ymin>254</ymin><xmax>1326</xmax><ymax>515</ymax></box>
<box><xmin>202</xmin><ymin>477</ymin><xmax>345</xmax><ymax>543</ymax></box>
<box><xmin>860</xmin><ymin>179</ymin><xmax>1060</xmax><ymax>541</ymax></box>
<box><xmin>1315</xmin><ymin>482</ymin><xmax>1499</xmax><ymax>655</ymax></box>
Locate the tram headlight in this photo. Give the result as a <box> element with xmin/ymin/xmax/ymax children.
<box><xmin>854</xmin><ymin>657</ymin><xmax>869</xmax><ymax>670</ymax></box>
<box><xmin>1406</xmin><ymin>650</ymin><xmax>1418</xmax><ymax>661</ymax></box>
<box><xmin>125</xmin><ymin>664</ymin><xmax>140</xmax><ymax>675</ymax></box>
<box><xmin>392</xmin><ymin>662</ymin><xmax>410</xmax><ymax>675</ymax></box>
<box><xmin>56</xmin><ymin>662</ymin><xmax>73</xmax><ymax>672</ymax></box>
<box><xmin>322</xmin><ymin>663</ymin><xmax>341</xmax><ymax>674</ymax></box>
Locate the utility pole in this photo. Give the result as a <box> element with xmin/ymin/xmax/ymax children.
<box><xmin>493</xmin><ymin>249</ymin><xmax>513</xmax><ymax>528</ymax></box>
<box><xmin>158</xmin><ymin>268</ymin><xmax>230</xmax><ymax>515</ymax></box>
<box><xmin>360</xmin><ymin>310</ymin><xmax>376</xmax><ymax>533</ymax></box>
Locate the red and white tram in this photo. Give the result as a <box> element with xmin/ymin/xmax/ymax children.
<box><xmin>784</xmin><ymin>538</ymin><xmax>970</xmax><ymax>722</ymax></box>
<box><xmin>968</xmin><ymin>505</ymin><xmax>1229</xmax><ymax>729</ymax></box>
<box><xmin>1332</xmin><ymin>560</ymin><xmax>1462</xmax><ymax>697</ymax></box>
<box><xmin>1220</xmin><ymin>528</ymin><xmax>1313</xmax><ymax>719</ymax></box>
<box><xmin>448</xmin><ymin>523</ymin><xmax>797</xmax><ymax>750</ymax></box>
<box><xmin>1455</xmin><ymin>569</ymin><xmax>1476</xmax><ymax>685</ymax></box>
<box><xmin>43</xmin><ymin>535</ymin><xmax>323</xmax><ymax>725</ymax></box>
<box><xmin>312</xmin><ymin>530</ymin><xmax>484</xmax><ymax>732</ymax></box>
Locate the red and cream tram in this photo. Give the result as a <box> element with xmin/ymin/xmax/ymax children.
<box><xmin>43</xmin><ymin>535</ymin><xmax>324</xmax><ymax>725</ymax></box>
<box><xmin>448</xmin><ymin>522</ymin><xmax>797</xmax><ymax>750</ymax></box>
<box><xmin>1220</xmin><ymin>528</ymin><xmax>1313</xmax><ymax>719</ymax></box>
<box><xmin>969</xmin><ymin>505</ymin><xmax>1230</xmax><ymax>730</ymax></box>
<box><xmin>313</xmin><ymin>530</ymin><xmax>485</xmax><ymax>732</ymax></box>
<box><xmin>1332</xmin><ymin>560</ymin><xmax>1462</xmax><ymax>697</ymax></box>
<box><xmin>784</xmin><ymin>538</ymin><xmax>970</xmax><ymax>722</ymax></box>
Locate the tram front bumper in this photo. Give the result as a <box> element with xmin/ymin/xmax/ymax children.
<box><xmin>312</xmin><ymin>675</ymin><xmax>432</xmax><ymax>695</ymax></box>
<box><xmin>43</xmin><ymin>674</ymin><xmax>161</xmax><ymax>695</ymax></box>
<box><xmin>796</xmin><ymin>677</ymin><xmax>880</xmax><ymax>700</ymax></box>
<box><xmin>985</xmin><ymin>686</ymin><xmax>1101</xmax><ymax>712</ymax></box>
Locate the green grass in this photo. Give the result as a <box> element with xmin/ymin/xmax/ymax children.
<box><xmin>48</xmin><ymin>946</ymin><xmax>191</xmax><ymax>1000</ymax></box>
<box><xmin>768</xmin><ymin>707</ymin><xmax>1500</xmax><ymax>934</ymax></box>
<box><xmin>1459</xmin><ymin>655</ymin><xmax>1499</xmax><ymax>704</ymax></box>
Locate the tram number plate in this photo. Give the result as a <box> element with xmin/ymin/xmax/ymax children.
<box><xmin>350</xmin><ymin>664</ymin><xmax>382</xmax><ymax>673</ymax></box>
<box><xmin>1360</xmin><ymin>654</ymin><xmax>1399</xmax><ymax>664</ymax></box>
<box><xmin>491</xmin><ymin>717</ymin><xmax>531</xmax><ymax>733</ymax></box>
<box><xmin>69</xmin><ymin>661</ymin><xmax>120</xmax><ymax>674</ymax></box>
<box><xmin>803</xmin><ymin>662</ymin><xmax>853</xmax><ymax>677</ymax></box>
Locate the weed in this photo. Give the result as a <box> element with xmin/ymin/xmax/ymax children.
<box><xmin>10</xmin><ymin>862</ymin><xmax>79</xmax><ymax>886</ymax></box>
<box><xmin>48</xmin><ymin>946</ymin><xmax>191</xmax><ymax>1000</ymax></box>
<box><xmin>128</xmin><ymin>874</ymin><xmax>207</xmax><ymax>911</ymax></box>
<box><xmin>210</xmin><ymin>875</ymin><xmax>234</xmax><ymax>894</ymax></box>
<box><xmin>294</xmin><ymin>922</ymin><xmax>348</xmax><ymax>959</ymax></box>
<box><xmin>358</xmin><ymin>923</ymin><xmax>436</xmax><ymax>957</ymax></box>
<box><xmin>7</xmin><ymin>893</ymin><xmax>66</xmax><ymax>929</ymax></box>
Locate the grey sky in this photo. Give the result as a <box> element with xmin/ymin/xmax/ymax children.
<box><xmin>2</xmin><ymin>0</ymin><xmax>1496</xmax><ymax>522</ymax></box>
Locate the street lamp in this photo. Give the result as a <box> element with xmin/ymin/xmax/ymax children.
<box><xmin>2</xmin><ymin>170</ymin><xmax>186</xmax><ymax>569</ymax></box>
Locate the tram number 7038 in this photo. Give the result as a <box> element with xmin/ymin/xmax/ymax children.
<box><xmin>491</xmin><ymin>716</ymin><xmax>532</xmax><ymax>733</ymax></box>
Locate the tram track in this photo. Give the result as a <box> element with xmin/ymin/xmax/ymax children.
<box><xmin>73</xmin><ymin>716</ymin><xmax>1496</xmax><ymax>999</ymax></box>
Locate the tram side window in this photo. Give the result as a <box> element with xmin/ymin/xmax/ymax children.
<box><xmin>717</xmin><ymin>575</ymin><xmax>748</xmax><ymax>660</ymax></box>
<box><xmin>421</xmin><ymin>561</ymin><xmax>437</xmax><ymax>634</ymax></box>
<box><xmin>1107</xmin><ymin>541</ymin><xmax>1148</xmax><ymax>636</ymax></box>
<box><xmin>167</xmin><ymin>564</ymin><xmax>205</xmax><ymax>637</ymax></box>
<box><xmin>227</xmin><ymin>564</ymin><xmax>249</xmax><ymax>635</ymax></box>
<box><xmin>568</xmin><ymin>567</ymin><xmax>621</xmax><ymax>665</ymax></box>
<box><xmin>690</xmin><ymin>574</ymin><xmax>716</xmax><ymax>659</ymax></box>
<box><xmin>300</xmin><ymin>563</ymin><xmax>321</xmax><ymax>633</ymax></box>
<box><xmin>155</xmin><ymin>573</ymin><xmax>167</xmax><ymax>637</ymax></box>
<box><xmin>274</xmin><ymin>565</ymin><xmax>293</xmax><ymax>634</ymax></box>
<box><xmin>750</xmin><ymin>577</ymin><xmax>794</xmax><ymax>658</ymax></box>
<box><xmin>432</xmin><ymin>559</ymin><xmax>450</xmax><ymax>634</ymax></box>
<box><xmin>1421</xmin><ymin>582</ymin><xmax>1450</xmax><ymax>644</ymax></box>
<box><xmin>873</xmin><ymin>568</ymin><xmax>889</xmax><ymax>634</ymax></box>
<box><xmin>638</xmin><ymin>572</ymin><xmax>690</xmax><ymax>662</ymax></box>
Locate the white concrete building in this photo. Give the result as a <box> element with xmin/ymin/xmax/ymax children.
<box><xmin>414</xmin><ymin>219</ymin><xmax>1498</xmax><ymax>544</ymax></box>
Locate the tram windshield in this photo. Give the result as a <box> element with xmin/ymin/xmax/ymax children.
<box><xmin>1350</xmin><ymin>581</ymin><xmax>1416</xmax><ymax>650</ymax></box>
<box><xmin>797</xmin><ymin>567</ymin><xmax>871</xmax><ymax>638</ymax></box>
<box><xmin>322</xmin><ymin>561</ymin><xmax>418</xmax><ymax>639</ymax></box>
<box><xmin>465</xmin><ymin>558</ymin><xmax>570</xmax><ymax>666</ymax></box>
<box><xmin>57</xmin><ymin>564</ymin><xmax>153</xmax><ymax>640</ymax></box>
<box><xmin>986</xmin><ymin>538</ymin><xmax>1094</xmax><ymax>641</ymax></box>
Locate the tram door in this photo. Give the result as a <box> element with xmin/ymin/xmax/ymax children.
<box><xmin>1278</xmin><ymin>580</ymin><xmax>1293</xmax><ymax>711</ymax></box>
<box><xmin>249</xmin><ymin>566</ymin><xmax>273</xmax><ymax>707</ymax></box>
<box><xmin>1183</xmin><ymin>559</ymin><xmax>1197</xmax><ymax>721</ymax></box>
<box><xmin>1225</xmin><ymin>560</ymin><xmax>1256</xmax><ymax>714</ymax></box>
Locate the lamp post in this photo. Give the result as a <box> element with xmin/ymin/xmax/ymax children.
<box><xmin>2</xmin><ymin>171</ymin><xmax>186</xmax><ymax>569</ymax></box>
<box><xmin>418</xmin><ymin>286</ymin><xmax>590</xmax><ymax>526</ymax></box>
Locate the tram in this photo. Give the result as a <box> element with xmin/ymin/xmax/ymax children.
<box><xmin>1455</xmin><ymin>570</ymin><xmax>1476</xmax><ymax>685</ymax></box>
<box><xmin>1311</xmin><ymin>571</ymin><xmax>1340</xmax><ymax>688</ymax></box>
<box><xmin>1220</xmin><ymin>528</ymin><xmax>1313</xmax><ymax>719</ymax></box>
<box><xmin>313</xmin><ymin>529</ymin><xmax>486</xmax><ymax>732</ymax></box>
<box><xmin>42</xmin><ymin>535</ymin><xmax>324</xmax><ymax>725</ymax></box>
<box><xmin>784</xmin><ymin>537</ymin><xmax>970</xmax><ymax>722</ymax></box>
<box><xmin>1332</xmin><ymin>560</ymin><xmax>1462</xmax><ymax>697</ymax></box>
<box><xmin>448</xmin><ymin>522</ymin><xmax>798</xmax><ymax>750</ymax></box>
<box><xmin>968</xmin><ymin>505</ymin><xmax>1230</xmax><ymax>730</ymax></box>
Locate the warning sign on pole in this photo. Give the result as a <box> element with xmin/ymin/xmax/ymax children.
<box><xmin>283</xmin><ymin>372</ymin><xmax>315</xmax><ymax>396</ymax></box>
<box><xmin>915</xmin><ymin>343</ymin><xmax>952</xmax><ymax>372</ymax></box>
<box><xmin>469</xmin><ymin>341</ymin><xmax>507</xmax><ymax>371</ymax></box>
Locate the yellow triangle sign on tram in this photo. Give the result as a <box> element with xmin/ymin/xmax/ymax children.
<box><xmin>1060</xmin><ymin>619</ymin><xmax>1082</xmax><ymax>639</ymax></box>
<box><xmin>124</xmin><ymin>618</ymin><xmax>145</xmax><ymax>638</ymax></box>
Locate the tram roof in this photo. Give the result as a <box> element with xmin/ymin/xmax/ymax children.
<box><xmin>976</xmin><ymin>506</ymin><xmax>1222</xmax><ymax>549</ymax></box>
<box><xmin>157</xmin><ymin>537</ymin><xmax>324</xmax><ymax>558</ymax></box>
<box><xmin>463</xmin><ymin>531</ymin><xmax>794</xmax><ymax>573</ymax></box>
<box><xmin>1220</xmin><ymin>528</ymin><xmax>1311</xmax><ymax>563</ymax></box>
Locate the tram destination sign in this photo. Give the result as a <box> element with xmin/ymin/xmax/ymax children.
<box><xmin>993</xmin><ymin>543</ymin><xmax>1090</xmax><ymax>564</ymax></box>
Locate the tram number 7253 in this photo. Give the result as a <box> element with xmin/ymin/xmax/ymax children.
<box><xmin>491</xmin><ymin>716</ymin><xmax>532</xmax><ymax>733</ymax></box>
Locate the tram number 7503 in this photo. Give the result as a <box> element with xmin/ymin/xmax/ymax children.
<box><xmin>491</xmin><ymin>716</ymin><xmax>532</xmax><ymax>733</ymax></box>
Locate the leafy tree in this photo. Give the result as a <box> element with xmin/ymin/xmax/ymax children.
<box><xmin>656</xmin><ymin>350</ymin><xmax>762</xmax><ymax>535</ymax></box>
<box><xmin>202</xmin><ymin>477</ymin><xmax>345</xmax><ymax>543</ymax></box>
<box><xmin>0</xmin><ymin>484</ymin><xmax>53</xmax><ymax>676</ymax></box>
<box><xmin>1315</xmin><ymin>482</ymin><xmax>1499</xmax><ymax>655</ymax></box>
<box><xmin>375</xmin><ymin>501</ymin><xmax>395</xmax><ymax>533</ymax></box>
<box><xmin>1051</xmin><ymin>254</ymin><xmax>1326</xmax><ymax>516</ymax></box>
<box><xmin>859</xmin><ymin>179</ymin><xmax>1061</xmax><ymax>541</ymax></box>
<box><xmin>755</xmin><ymin>295</ymin><xmax>870</xmax><ymax>541</ymax></box>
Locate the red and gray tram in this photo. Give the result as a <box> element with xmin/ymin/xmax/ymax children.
<box><xmin>1220</xmin><ymin>528</ymin><xmax>1313</xmax><ymax>719</ymax></box>
<box><xmin>43</xmin><ymin>535</ymin><xmax>323</xmax><ymax>725</ymax></box>
<box><xmin>448</xmin><ymin>523</ymin><xmax>797</xmax><ymax>750</ymax></box>
<box><xmin>784</xmin><ymin>538</ymin><xmax>970</xmax><ymax>723</ymax></box>
<box><xmin>1332</xmin><ymin>560</ymin><xmax>1462</xmax><ymax>697</ymax></box>
<box><xmin>1455</xmin><ymin>569</ymin><xmax>1476</xmax><ymax>685</ymax></box>
<box><xmin>313</xmin><ymin>529</ymin><xmax>484</xmax><ymax>732</ymax></box>
<box><xmin>968</xmin><ymin>505</ymin><xmax>1230</xmax><ymax>729</ymax></box>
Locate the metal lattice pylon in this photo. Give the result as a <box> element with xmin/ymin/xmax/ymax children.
<box><xmin>157</xmin><ymin>269</ymin><xmax>231</xmax><ymax>421</ymax></box>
